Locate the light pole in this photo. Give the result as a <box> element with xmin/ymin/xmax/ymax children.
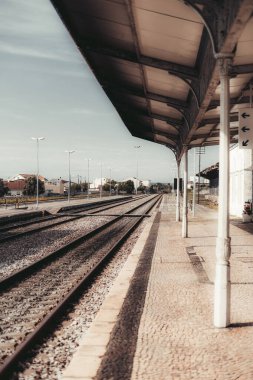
<box><xmin>134</xmin><ymin>145</ymin><xmax>141</xmax><ymax>195</ymax></box>
<box><xmin>65</xmin><ymin>150</ymin><xmax>75</xmax><ymax>202</ymax></box>
<box><xmin>87</xmin><ymin>158</ymin><xmax>91</xmax><ymax>199</ymax></box>
<box><xmin>108</xmin><ymin>167</ymin><xmax>112</xmax><ymax>196</ymax></box>
<box><xmin>100</xmin><ymin>162</ymin><xmax>103</xmax><ymax>198</ymax></box>
<box><xmin>31</xmin><ymin>137</ymin><xmax>45</xmax><ymax>209</ymax></box>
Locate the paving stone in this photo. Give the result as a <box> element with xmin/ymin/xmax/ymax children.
<box><xmin>131</xmin><ymin>195</ymin><xmax>253</xmax><ymax>380</ymax></box>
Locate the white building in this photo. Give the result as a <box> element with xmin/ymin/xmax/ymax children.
<box><xmin>90</xmin><ymin>178</ymin><xmax>107</xmax><ymax>189</ymax></box>
<box><xmin>44</xmin><ymin>179</ymin><xmax>66</xmax><ymax>195</ymax></box>
<box><xmin>142</xmin><ymin>179</ymin><xmax>151</xmax><ymax>187</ymax></box>
<box><xmin>230</xmin><ymin>145</ymin><xmax>252</xmax><ymax>217</ymax></box>
<box><xmin>200</xmin><ymin>146</ymin><xmax>252</xmax><ymax>218</ymax></box>
<box><xmin>122</xmin><ymin>177</ymin><xmax>150</xmax><ymax>189</ymax></box>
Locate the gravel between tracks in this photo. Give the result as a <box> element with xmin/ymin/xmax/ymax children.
<box><xmin>0</xmin><ymin>216</ymin><xmax>113</xmax><ymax>279</ymax></box>
<box><xmin>12</xmin><ymin>214</ymin><xmax>149</xmax><ymax>380</ymax></box>
<box><xmin>0</xmin><ymin>196</ymin><xmax>154</xmax><ymax>279</ymax></box>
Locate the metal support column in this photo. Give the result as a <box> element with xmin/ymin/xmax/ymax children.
<box><xmin>192</xmin><ymin>148</ymin><xmax>196</xmax><ymax>216</ymax></box>
<box><xmin>176</xmin><ymin>161</ymin><xmax>180</xmax><ymax>222</ymax></box>
<box><xmin>214</xmin><ymin>54</ymin><xmax>233</xmax><ymax>328</ymax></box>
<box><xmin>182</xmin><ymin>148</ymin><xmax>188</xmax><ymax>238</ymax></box>
<box><xmin>198</xmin><ymin>151</ymin><xmax>201</xmax><ymax>204</ymax></box>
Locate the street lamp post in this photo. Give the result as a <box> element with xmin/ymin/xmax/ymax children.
<box><xmin>108</xmin><ymin>167</ymin><xmax>112</xmax><ymax>196</ymax></box>
<box><xmin>65</xmin><ymin>150</ymin><xmax>75</xmax><ymax>202</ymax></box>
<box><xmin>134</xmin><ymin>145</ymin><xmax>141</xmax><ymax>195</ymax></box>
<box><xmin>31</xmin><ymin>137</ymin><xmax>45</xmax><ymax>209</ymax></box>
<box><xmin>100</xmin><ymin>162</ymin><xmax>103</xmax><ymax>198</ymax></box>
<box><xmin>87</xmin><ymin>158</ymin><xmax>91</xmax><ymax>199</ymax></box>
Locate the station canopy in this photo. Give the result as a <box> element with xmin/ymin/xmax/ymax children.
<box><xmin>50</xmin><ymin>0</ymin><xmax>253</xmax><ymax>160</ymax></box>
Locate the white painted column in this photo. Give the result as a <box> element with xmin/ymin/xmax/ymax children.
<box><xmin>176</xmin><ymin>161</ymin><xmax>180</xmax><ymax>222</ymax></box>
<box><xmin>214</xmin><ymin>54</ymin><xmax>233</xmax><ymax>328</ymax></box>
<box><xmin>192</xmin><ymin>148</ymin><xmax>196</xmax><ymax>216</ymax></box>
<box><xmin>182</xmin><ymin>148</ymin><xmax>188</xmax><ymax>238</ymax></box>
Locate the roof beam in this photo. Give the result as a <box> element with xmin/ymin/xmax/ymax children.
<box><xmin>200</xmin><ymin>80</ymin><xmax>251</xmax><ymax>145</ymax></box>
<box><xmin>117</xmin><ymin>105</ymin><xmax>183</xmax><ymax>126</ymax></box>
<box><xmin>209</xmin><ymin>96</ymin><xmax>251</xmax><ymax>109</ymax></box>
<box><xmin>114</xmin><ymin>102</ymin><xmax>184</xmax><ymax>133</ymax></box>
<box><xmin>198</xmin><ymin>114</ymin><xmax>238</xmax><ymax>127</ymax></box>
<box><xmin>119</xmin><ymin>108</ymin><xmax>184</xmax><ymax>127</ymax></box>
<box><xmin>104</xmin><ymin>84</ymin><xmax>188</xmax><ymax>109</ymax></box>
<box><xmin>127</xmin><ymin>123</ymin><xmax>177</xmax><ymax>145</ymax></box>
<box><xmin>123</xmin><ymin>0</ymin><xmax>156</xmax><ymax>138</ymax></box>
<box><xmin>190</xmin><ymin>137</ymin><xmax>238</xmax><ymax>148</ymax></box>
<box><xmin>79</xmin><ymin>41</ymin><xmax>198</xmax><ymax>79</ymax></box>
<box><xmin>192</xmin><ymin>129</ymin><xmax>238</xmax><ymax>141</ymax></box>
<box><xmin>153</xmin><ymin>130</ymin><xmax>179</xmax><ymax>141</ymax></box>
<box><xmin>231</xmin><ymin>64</ymin><xmax>253</xmax><ymax>76</ymax></box>
<box><xmin>180</xmin><ymin>0</ymin><xmax>253</xmax><ymax>160</ymax></box>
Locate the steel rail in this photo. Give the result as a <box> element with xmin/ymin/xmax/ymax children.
<box><xmin>66</xmin><ymin>194</ymin><xmax>147</xmax><ymax>215</ymax></box>
<box><xmin>0</xmin><ymin>196</ymin><xmax>136</xmax><ymax>232</ymax></box>
<box><xmin>0</xmin><ymin>195</ymin><xmax>158</xmax><ymax>291</ymax></box>
<box><xmin>0</xmin><ymin>194</ymin><xmax>161</xmax><ymax>379</ymax></box>
<box><xmin>0</xmin><ymin>195</ymin><xmax>147</xmax><ymax>243</ymax></box>
<box><xmin>0</xmin><ymin>214</ymin><xmax>58</xmax><ymax>232</ymax></box>
<box><xmin>59</xmin><ymin>195</ymin><xmax>137</xmax><ymax>213</ymax></box>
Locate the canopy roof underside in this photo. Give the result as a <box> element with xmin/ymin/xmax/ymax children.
<box><xmin>50</xmin><ymin>0</ymin><xmax>253</xmax><ymax>159</ymax></box>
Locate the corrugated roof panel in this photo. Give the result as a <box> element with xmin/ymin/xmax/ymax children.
<box><xmin>134</xmin><ymin>3</ymin><xmax>203</xmax><ymax>66</ymax></box>
<box><xmin>155</xmin><ymin>134</ymin><xmax>177</xmax><ymax>145</ymax></box>
<box><xmin>153</xmin><ymin>119</ymin><xmax>178</xmax><ymax>134</ymax></box>
<box><xmin>135</xmin><ymin>0</ymin><xmax>202</xmax><ymax>23</ymax></box>
<box><xmin>68</xmin><ymin>0</ymin><xmax>129</xmax><ymax>24</ymax></box>
<box><xmin>144</xmin><ymin>67</ymin><xmax>189</xmax><ymax>100</ymax></box>
<box><xmin>150</xmin><ymin>101</ymin><xmax>183</xmax><ymax>119</ymax></box>
<box><xmin>89</xmin><ymin>54</ymin><xmax>143</xmax><ymax>87</ymax></box>
<box><xmin>234</xmin><ymin>18</ymin><xmax>253</xmax><ymax>65</ymax></box>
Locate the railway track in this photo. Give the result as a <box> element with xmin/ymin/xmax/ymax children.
<box><xmin>0</xmin><ymin>194</ymin><xmax>161</xmax><ymax>378</ymax></box>
<box><xmin>0</xmin><ymin>195</ymin><xmax>147</xmax><ymax>243</ymax></box>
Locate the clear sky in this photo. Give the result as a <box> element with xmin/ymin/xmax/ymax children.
<box><xmin>0</xmin><ymin>0</ymin><xmax>218</xmax><ymax>184</ymax></box>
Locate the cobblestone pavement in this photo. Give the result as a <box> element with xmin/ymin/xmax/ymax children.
<box><xmin>131</xmin><ymin>195</ymin><xmax>253</xmax><ymax>380</ymax></box>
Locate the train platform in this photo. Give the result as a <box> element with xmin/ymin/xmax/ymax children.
<box><xmin>61</xmin><ymin>194</ymin><xmax>253</xmax><ymax>380</ymax></box>
<box><xmin>0</xmin><ymin>195</ymin><xmax>129</xmax><ymax>218</ymax></box>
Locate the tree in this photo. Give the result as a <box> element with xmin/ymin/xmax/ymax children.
<box><xmin>71</xmin><ymin>183</ymin><xmax>81</xmax><ymax>194</ymax></box>
<box><xmin>149</xmin><ymin>184</ymin><xmax>157</xmax><ymax>194</ymax></box>
<box><xmin>23</xmin><ymin>176</ymin><xmax>45</xmax><ymax>196</ymax></box>
<box><xmin>137</xmin><ymin>184</ymin><xmax>147</xmax><ymax>193</ymax></box>
<box><xmin>103</xmin><ymin>179</ymin><xmax>117</xmax><ymax>192</ymax></box>
<box><xmin>124</xmin><ymin>180</ymin><xmax>135</xmax><ymax>194</ymax></box>
<box><xmin>0</xmin><ymin>179</ymin><xmax>8</xmax><ymax>197</ymax></box>
<box><xmin>102</xmin><ymin>183</ymin><xmax>110</xmax><ymax>192</ymax></box>
<box><xmin>81</xmin><ymin>181</ymin><xmax>88</xmax><ymax>192</ymax></box>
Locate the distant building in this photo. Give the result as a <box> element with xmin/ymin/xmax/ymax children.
<box><xmin>5</xmin><ymin>173</ymin><xmax>47</xmax><ymax>196</ymax></box>
<box><xmin>9</xmin><ymin>174</ymin><xmax>46</xmax><ymax>182</ymax></box>
<box><xmin>44</xmin><ymin>179</ymin><xmax>66</xmax><ymax>195</ymax></box>
<box><xmin>141</xmin><ymin>179</ymin><xmax>151</xmax><ymax>187</ymax></box>
<box><xmin>4</xmin><ymin>179</ymin><xmax>25</xmax><ymax>196</ymax></box>
<box><xmin>199</xmin><ymin>163</ymin><xmax>218</xmax><ymax>190</ymax></box>
<box><xmin>122</xmin><ymin>177</ymin><xmax>151</xmax><ymax>189</ymax></box>
<box><xmin>230</xmin><ymin>146</ymin><xmax>252</xmax><ymax>217</ymax></box>
<box><xmin>199</xmin><ymin>146</ymin><xmax>253</xmax><ymax>217</ymax></box>
<box><xmin>90</xmin><ymin>178</ymin><xmax>107</xmax><ymax>189</ymax></box>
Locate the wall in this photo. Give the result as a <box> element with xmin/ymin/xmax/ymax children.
<box><xmin>44</xmin><ymin>181</ymin><xmax>65</xmax><ymax>195</ymax></box>
<box><xmin>230</xmin><ymin>145</ymin><xmax>252</xmax><ymax>217</ymax></box>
